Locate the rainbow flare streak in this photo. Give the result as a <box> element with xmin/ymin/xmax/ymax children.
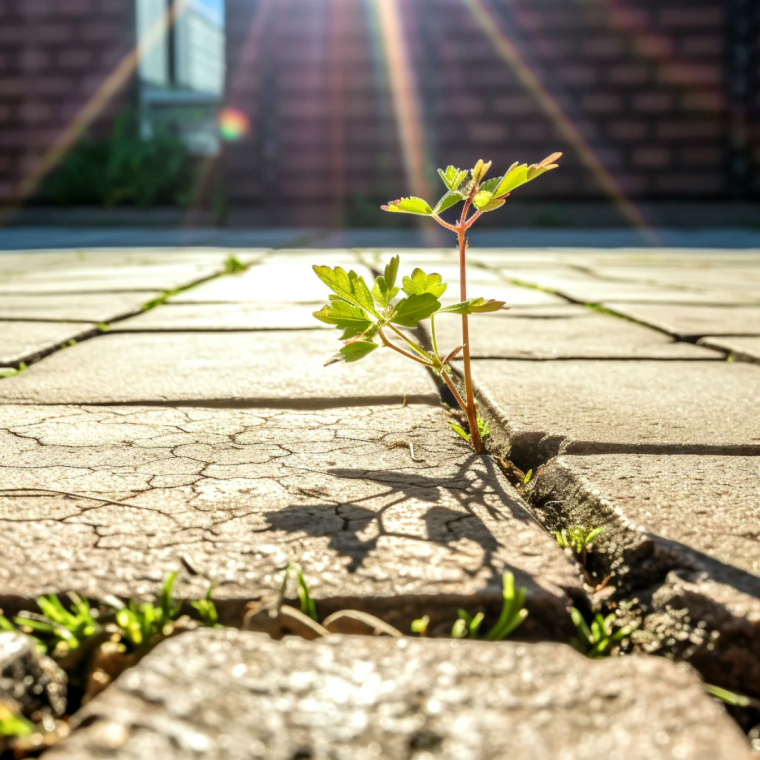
<box><xmin>461</xmin><ymin>0</ymin><xmax>656</xmax><ymax>242</ymax></box>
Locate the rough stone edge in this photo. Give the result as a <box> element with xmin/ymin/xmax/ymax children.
<box><xmin>0</xmin><ymin>324</ymin><xmax>99</xmax><ymax>369</ymax></box>
<box><xmin>524</xmin><ymin>457</ymin><xmax>760</xmax><ymax>698</ymax></box>
<box><xmin>698</xmin><ymin>337</ymin><xmax>760</xmax><ymax>365</ymax></box>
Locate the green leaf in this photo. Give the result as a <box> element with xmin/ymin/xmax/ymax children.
<box><xmin>450</xmin><ymin>422</ymin><xmax>469</xmax><ymax>442</ymax></box>
<box><xmin>296</xmin><ymin>569</ymin><xmax>318</xmax><ymax>622</ymax></box>
<box><xmin>492</xmin><ymin>153</ymin><xmax>561</xmax><ymax>198</ymax></box>
<box><xmin>493</xmin><ymin>163</ymin><xmax>528</xmax><ymax>197</ymax></box>
<box><xmin>469</xmin><ymin>611</ymin><xmax>485</xmax><ymax>636</ymax></box>
<box><xmin>410</xmin><ymin>615</ymin><xmax>429</xmax><ymax>635</ymax></box>
<box><xmin>326</xmin><ymin>340</ymin><xmax>379</xmax><ymax>366</ymax></box>
<box><xmin>438</xmin><ymin>298</ymin><xmax>506</xmax><ymax>315</ymax></box>
<box><xmin>313</xmin><ymin>302</ymin><xmax>373</xmax><ymax>340</ymax></box>
<box><xmin>372</xmin><ymin>255</ymin><xmax>401</xmax><ymax>310</ymax></box>
<box><xmin>391</xmin><ymin>293</ymin><xmax>441</xmax><ymax>327</ymax></box>
<box><xmin>479</xmin><ymin>176</ymin><xmax>503</xmax><ymax>194</ymax></box>
<box><xmin>437</xmin><ymin>166</ymin><xmax>467</xmax><ymax>191</ymax></box>
<box><xmin>313</xmin><ymin>265</ymin><xmax>377</xmax><ymax>315</ymax></box>
<box><xmin>523</xmin><ymin>468</ymin><xmax>533</xmax><ymax>484</ymax></box>
<box><xmin>432</xmin><ymin>191</ymin><xmax>463</xmax><ymax>215</ymax></box>
<box><xmin>381</xmin><ymin>196</ymin><xmax>433</xmax><ymax>215</ymax></box>
<box><xmin>372</xmin><ymin>278</ymin><xmax>400</xmax><ymax>310</ymax></box>
<box><xmin>451</xmin><ymin>618</ymin><xmax>467</xmax><ymax>639</ymax></box>
<box><xmin>472</xmin><ymin>190</ymin><xmax>494</xmax><ymax>209</ymax></box>
<box><xmin>480</xmin><ymin>198</ymin><xmax>506</xmax><ymax>213</ymax></box>
<box><xmin>585</xmin><ymin>527</ymin><xmax>604</xmax><ymax>544</ymax></box>
<box><xmin>402</xmin><ymin>268</ymin><xmax>447</xmax><ymax>298</ymax></box>
<box><xmin>383</xmin><ymin>255</ymin><xmax>399</xmax><ymax>292</ymax></box>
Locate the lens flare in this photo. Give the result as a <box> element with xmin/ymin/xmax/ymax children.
<box><xmin>461</xmin><ymin>0</ymin><xmax>656</xmax><ymax>242</ymax></box>
<box><xmin>218</xmin><ymin>108</ymin><xmax>250</xmax><ymax>142</ymax></box>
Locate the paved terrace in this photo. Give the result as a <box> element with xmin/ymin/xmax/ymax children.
<box><xmin>0</xmin><ymin>245</ymin><xmax>758</xmax><ymax>758</ymax></box>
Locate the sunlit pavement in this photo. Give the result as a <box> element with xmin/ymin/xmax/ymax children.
<box><xmin>1</xmin><ymin>245</ymin><xmax>758</xmax><ymax>758</ymax></box>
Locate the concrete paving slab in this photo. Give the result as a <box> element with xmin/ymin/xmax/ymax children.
<box><xmin>172</xmin><ymin>260</ymin><xmax>374</xmax><ymax>304</ymax></box>
<box><xmin>0</xmin><ymin>293</ymin><xmax>160</xmax><ymax>323</ymax></box>
<box><xmin>0</xmin><ymin>331</ymin><xmax>439</xmax><ymax>406</ymax></box>
<box><xmin>699</xmin><ymin>336</ymin><xmax>760</xmax><ymax>363</ymax></box>
<box><xmin>530</xmin><ymin>454</ymin><xmax>760</xmax><ymax>583</ymax></box>
<box><xmin>528</xmin><ymin>454</ymin><xmax>760</xmax><ymax>696</ymax></box>
<box><xmin>0</xmin><ymin>265</ymin><xmax>221</xmax><ymax>294</ymax></box>
<box><xmin>431</xmin><ymin>307</ymin><xmax>720</xmax><ymax>359</ymax></box>
<box><xmin>605</xmin><ymin>303</ymin><xmax>760</xmax><ymax>339</ymax></box>
<box><xmin>588</xmin><ymin>266</ymin><xmax>760</xmax><ymax>291</ymax></box>
<box><xmin>110</xmin><ymin>303</ymin><xmax>327</xmax><ymax>332</ymax></box>
<box><xmin>0</xmin><ymin>250</ymin><xmax>255</xmax><ymax>277</ymax></box>
<box><xmin>417</xmin><ymin>264</ymin><xmax>569</xmax><ymax>307</ymax></box>
<box><xmin>491</xmin><ymin>267</ymin><xmax>760</xmax><ymax>304</ymax></box>
<box><xmin>0</xmin><ymin>321</ymin><xmax>96</xmax><ymax>365</ymax></box>
<box><xmin>0</xmin><ymin>404</ymin><xmax>580</xmax><ymax>635</ymax></box>
<box><xmin>471</xmin><ymin>360</ymin><xmax>760</xmax><ymax>462</ymax></box>
<box><xmin>47</xmin><ymin>630</ymin><xmax>751</xmax><ymax>760</ymax></box>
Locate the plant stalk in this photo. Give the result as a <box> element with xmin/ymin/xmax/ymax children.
<box><xmin>440</xmin><ymin>369</ymin><xmax>468</xmax><ymax>415</ymax></box>
<box><xmin>379</xmin><ymin>329</ymin><xmax>432</xmax><ymax>366</ymax></box>
<box><xmin>457</xmin><ymin>204</ymin><xmax>482</xmax><ymax>453</ymax></box>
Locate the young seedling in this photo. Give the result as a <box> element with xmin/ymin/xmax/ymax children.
<box><xmin>11</xmin><ymin>592</ymin><xmax>98</xmax><ymax>658</ymax></box>
<box><xmin>570</xmin><ymin>607</ymin><xmax>637</xmax><ymax>658</ymax></box>
<box><xmin>452</xmin><ymin>572</ymin><xmax>528</xmax><ymax>640</ymax></box>
<box><xmin>313</xmin><ymin>154</ymin><xmax>561</xmax><ymax>452</ymax></box>
<box><xmin>556</xmin><ymin>526</ymin><xmax>604</xmax><ymax>567</ymax></box>
<box><xmin>411</xmin><ymin>616</ymin><xmax>430</xmax><ymax>637</ymax></box>
<box><xmin>224</xmin><ymin>255</ymin><xmax>246</xmax><ymax>274</ymax></box>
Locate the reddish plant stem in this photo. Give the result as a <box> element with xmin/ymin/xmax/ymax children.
<box><xmin>379</xmin><ymin>329</ymin><xmax>431</xmax><ymax>366</ymax></box>
<box><xmin>457</xmin><ymin>199</ymin><xmax>482</xmax><ymax>453</ymax></box>
<box><xmin>440</xmin><ymin>368</ymin><xmax>468</xmax><ymax>415</ymax></box>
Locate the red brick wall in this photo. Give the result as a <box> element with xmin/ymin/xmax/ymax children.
<box><xmin>0</xmin><ymin>0</ymin><xmax>136</xmax><ymax>205</ymax></box>
<box><xmin>224</xmin><ymin>0</ymin><xmax>759</xmax><ymax>225</ymax></box>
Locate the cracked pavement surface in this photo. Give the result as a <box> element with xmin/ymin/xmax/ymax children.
<box><xmin>0</xmin><ymin>404</ymin><xmax>578</xmax><ymax>635</ymax></box>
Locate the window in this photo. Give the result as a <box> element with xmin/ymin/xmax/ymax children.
<box><xmin>135</xmin><ymin>0</ymin><xmax>226</xmax><ymax>154</ymax></box>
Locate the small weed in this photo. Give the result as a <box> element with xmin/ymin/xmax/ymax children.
<box><xmin>451</xmin><ymin>572</ymin><xmax>528</xmax><ymax>641</ymax></box>
<box><xmin>556</xmin><ymin>526</ymin><xmax>604</xmax><ymax>566</ymax></box>
<box><xmin>296</xmin><ymin>571</ymin><xmax>318</xmax><ymax>622</ymax></box>
<box><xmin>314</xmin><ymin>153</ymin><xmax>561</xmax><ymax>453</ymax></box>
<box><xmin>584</xmin><ymin>303</ymin><xmax>641</xmax><ymax>325</ymax></box>
<box><xmin>224</xmin><ymin>255</ymin><xmax>246</xmax><ymax>274</ymax></box>
<box><xmin>450</xmin><ymin>421</ymin><xmax>469</xmax><ymax>442</ymax></box>
<box><xmin>451</xmin><ymin>610</ymin><xmax>484</xmax><ymax>639</ymax></box>
<box><xmin>705</xmin><ymin>684</ymin><xmax>760</xmax><ymax>710</ymax></box>
<box><xmin>411</xmin><ymin>616</ymin><xmax>430</xmax><ymax>636</ymax></box>
<box><xmin>0</xmin><ymin>362</ymin><xmax>26</xmax><ymax>378</ymax></box>
<box><xmin>570</xmin><ymin>607</ymin><xmax>637</xmax><ymax>658</ymax></box>
<box><xmin>191</xmin><ymin>587</ymin><xmax>220</xmax><ymax>627</ymax></box>
<box><xmin>96</xmin><ymin>323</ymin><xmax>110</xmax><ymax>332</ymax></box>
<box><xmin>0</xmin><ymin>574</ymin><xmax>220</xmax><ymax>751</ymax></box>
<box><xmin>484</xmin><ymin>572</ymin><xmax>529</xmax><ymax>641</ymax></box>
<box><xmin>141</xmin><ymin>289</ymin><xmax>178</xmax><ymax>312</ymax></box>
<box><xmin>112</xmin><ymin>572</ymin><xmax>183</xmax><ymax>652</ymax></box>
<box><xmin>522</xmin><ymin>469</ymin><xmax>533</xmax><ymax>485</ymax></box>
<box><xmin>476</xmin><ymin>415</ymin><xmax>490</xmax><ymax>441</ymax></box>
<box><xmin>10</xmin><ymin>592</ymin><xmax>98</xmax><ymax>657</ymax></box>
<box><xmin>282</xmin><ymin>563</ymin><xmax>319</xmax><ymax>621</ymax></box>
<box><xmin>64</xmin><ymin>339</ymin><xmax>77</xmax><ymax>348</ymax></box>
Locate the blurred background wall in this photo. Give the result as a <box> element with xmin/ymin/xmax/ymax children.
<box><xmin>0</xmin><ymin>0</ymin><xmax>758</xmax><ymax>229</ymax></box>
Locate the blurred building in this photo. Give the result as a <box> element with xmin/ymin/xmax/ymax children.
<box><xmin>0</xmin><ymin>0</ymin><xmax>758</xmax><ymax>227</ymax></box>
